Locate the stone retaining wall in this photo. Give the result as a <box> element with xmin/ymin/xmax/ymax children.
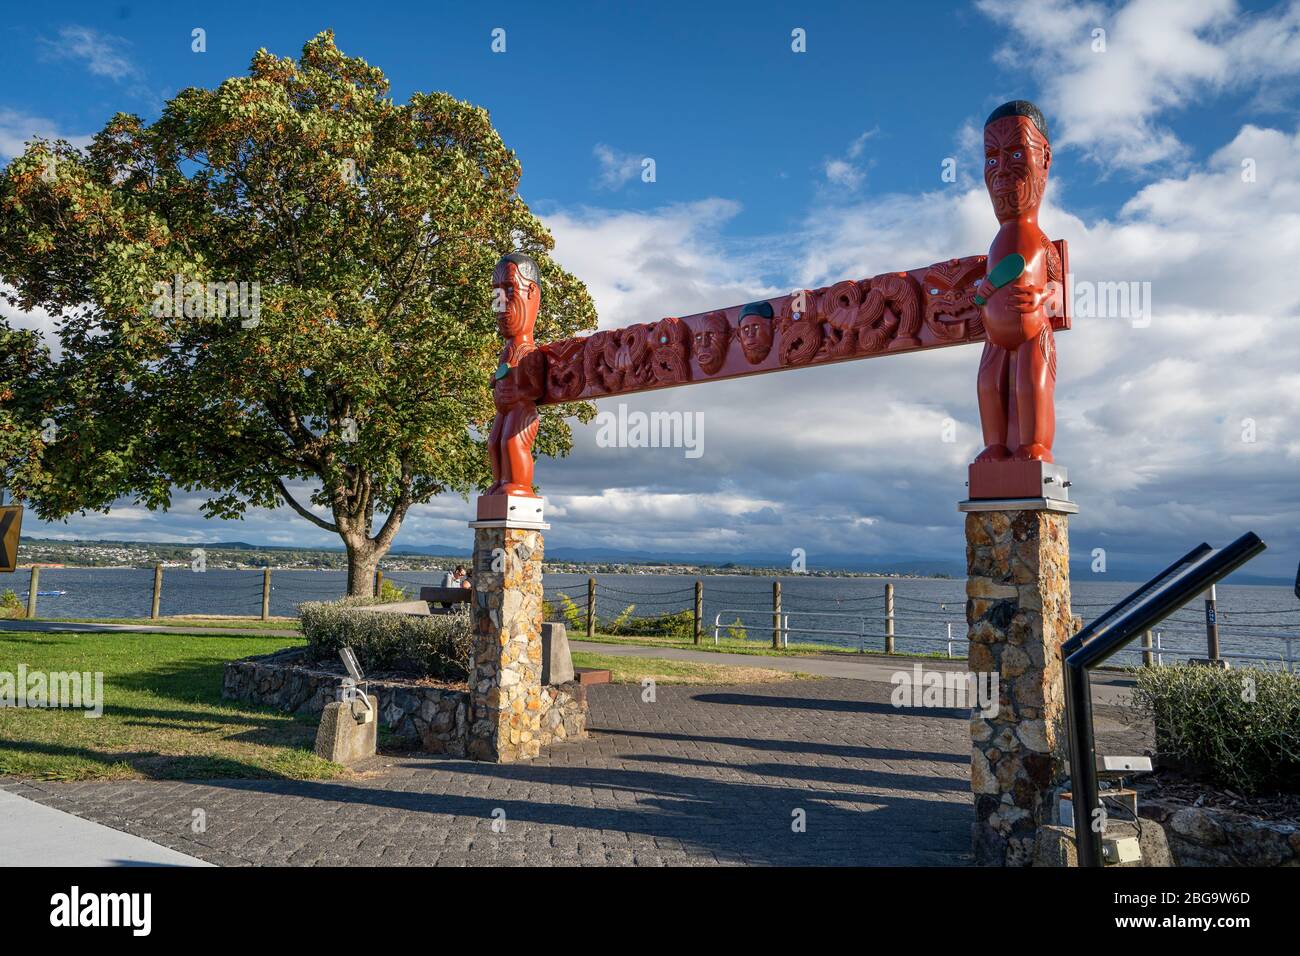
<box><xmin>1140</xmin><ymin>799</ymin><xmax>1299</xmax><ymax>867</ymax></box>
<box><xmin>222</xmin><ymin>647</ymin><xmax>587</xmax><ymax>758</ymax></box>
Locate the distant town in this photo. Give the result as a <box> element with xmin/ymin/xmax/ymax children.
<box><xmin>14</xmin><ymin>537</ymin><xmax>948</xmax><ymax>579</ymax></box>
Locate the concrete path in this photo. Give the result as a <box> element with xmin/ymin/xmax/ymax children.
<box><xmin>0</xmin><ymin>786</ymin><xmax>212</xmax><ymax>867</ymax></box>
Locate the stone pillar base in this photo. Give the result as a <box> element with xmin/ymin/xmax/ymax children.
<box><xmin>961</xmin><ymin>497</ymin><xmax>1075</xmax><ymax>866</ymax></box>
<box><xmin>468</xmin><ymin>506</ymin><xmax>548</xmax><ymax>763</ymax></box>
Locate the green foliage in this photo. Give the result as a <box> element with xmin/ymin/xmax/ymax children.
<box><xmin>598</xmin><ymin>606</ymin><xmax>697</xmax><ymax>639</ymax></box>
<box><xmin>603</xmin><ymin>602</ymin><xmax>638</xmax><ymax>634</ymax></box>
<box><xmin>1132</xmin><ymin>664</ymin><xmax>1300</xmax><ymax>795</ymax></box>
<box><xmin>0</xmin><ymin>588</ymin><xmax>25</xmax><ymax>619</ymax></box>
<box><xmin>377</xmin><ymin>578</ymin><xmax>408</xmax><ymax>602</ymax></box>
<box><xmin>298</xmin><ymin>599</ymin><xmax>472</xmax><ymax>680</ymax></box>
<box><xmin>0</xmin><ymin>31</ymin><xmax>597</xmax><ymax>592</ymax></box>
<box><xmin>555</xmin><ymin>592</ymin><xmax>584</xmax><ymax>632</ymax></box>
<box><xmin>724</xmin><ymin>617</ymin><xmax>748</xmax><ymax>641</ymax></box>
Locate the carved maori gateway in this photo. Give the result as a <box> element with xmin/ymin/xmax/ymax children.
<box><xmin>535</xmin><ymin>244</ymin><xmax>1070</xmax><ymax>406</ymax></box>
<box><xmin>471</xmin><ymin>102</ymin><xmax>1081</xmax><ymax>870</ymax></box>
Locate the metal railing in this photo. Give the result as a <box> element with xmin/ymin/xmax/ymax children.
<box><xmin>712</xmin><ymin>608</ymin><xmax>962</xmax><ymax>656</ymax></box>
<box><xmin>1145</xmin><ymin>630</ymin><xmax>1297</xmax><ymax>672</ymax></box>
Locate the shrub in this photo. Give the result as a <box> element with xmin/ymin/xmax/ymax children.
<box><xmin>0</xmin><ymin>589</ymin><xmax>24</xmax><ymax>619</ymax></box>
<box><xmin>1132</xmin><ymin>663</ymin><xmax>1300</xmax><ymax>795</ymax></box>
<box><xmin>377</xmin><ymin>578</ymin><xmax>408</xmax><ymax>602</ymax></box>
<box><xmin>298</xmin><ymin>599</ymin><xmax>473</xmax><ymax>681</ymax></box>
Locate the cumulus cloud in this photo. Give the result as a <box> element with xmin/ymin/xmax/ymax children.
<box><xmin>975</xmin><ymin>0</ymin><xmax>1300</xmax><ymax>171</ymax></box>
<box><xmin>0</xmin><ymin>109</ymin><xmax>92</xmax><ymax>161</ymax></box>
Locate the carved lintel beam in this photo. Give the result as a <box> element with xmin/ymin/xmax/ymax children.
<box><xmin>537</xmin><ymin>243</ymin><xmax>1069</xmax><ymax>405</ymax></box>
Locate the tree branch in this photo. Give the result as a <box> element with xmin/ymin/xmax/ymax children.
<box><xmin>275</xmin><ymin>478</ymin><xmax>339</xmax><ymax>533</ymax></box>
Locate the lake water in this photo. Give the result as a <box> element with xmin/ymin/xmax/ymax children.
<box><xmin>6</xmin><ymin>567</ymin><xmax>1299</xmax><ymax>669</ymax></box>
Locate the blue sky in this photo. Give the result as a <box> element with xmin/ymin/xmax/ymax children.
<box><xmin>5</xmin><ymin>0</ymin><xmax>1300</xmax><ymax>580</ymax></box>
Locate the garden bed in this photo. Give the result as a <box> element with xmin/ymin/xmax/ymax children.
<box><xmin>221</xmin><ymin>646</ymin><xmax>587</xmax><ymax>757</ymax></box>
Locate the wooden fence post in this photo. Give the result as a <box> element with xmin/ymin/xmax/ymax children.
<box><xmin>262</xmin><ymin>568</ymin><xmax>272</xmax><ymax>621</ymax></box>
<box><xmin>1142</xmin><ymin>630</ymin><xmax>1154</xmax><ymax>667</ymax></box>
<box><xmin>694</xmin><ymin>579</ymin><xmax>703</xmax><ymax>645</ymax></box>
<box><xmin>772</xmin><ymin>580</ymin><xmax>782</xmax><ymax>649</ymax></box>
<box><xmin>587</xmin><ymin>576</ymin><xmax>596</xmax><ymax>639</ymax></box>
<box><xmin>26</xmin><ymin>566</ymin><xmax>38</xmax><ymax>619</ymax></box>
<box><xmin>885</xmin><ymin>582</ymin><xmax>895</xmax><ymax>654</ymax></box>
<box><xmin>151</xmin><ymin>564</ymin><xmax>163</xmax><ymax>620</ymax></box>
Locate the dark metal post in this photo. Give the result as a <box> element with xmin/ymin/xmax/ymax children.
<box><xmin>772</xmin><ymin>581</ymin><xmax>782</xmax><ymax>649</ymax></box>
<box><xmin>1204</xmin><ymin>585</ymin><xmax>1220</xmax><ymax>661</ymax></box>
<box><xmin>885</xmin><ymin>582</ymin><xmax>895</xmax><ymax>654</ymax></box>
<box><xmin>693</xmin><ymin>579</ymin><xmax>703</xmax><ymax>645</ymax></box>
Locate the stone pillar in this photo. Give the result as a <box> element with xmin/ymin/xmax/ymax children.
<box><xmin>960</xmin><ymin>496</ymin><xmax>1076</xmax><ymax>866</ymax></box>
<box><xmin>467</xmin><ymin>499</ymin><xmax>548</xmax><ymax>763</ymax></box>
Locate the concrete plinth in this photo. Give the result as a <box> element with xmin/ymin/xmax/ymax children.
<box><xmin>467</xmin><ymin>504</ymin><xmax>549</xmax><ymax>762</ymax></box>
<box><xmin>314</xmin><ymin>694</ymin><xmax>378</xmax><ymax>765</ymax></box>
<box><xmin>960</xmin><ymin>497</ymin><xmax>1075</xmax><ymax>866</ymax></box>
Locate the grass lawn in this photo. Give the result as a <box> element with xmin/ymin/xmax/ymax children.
<box><xmin>33</xmin><ymin>615</ymin><xmax>300</xmax><ymax>632</ymax></box>
<box><xmin>0</xmin><ymin>628</ymin><xmax>338</xmax><ymax>782</ymax></box>
<box><xmin>0</xmin><ymin>629</ymin><xmax>813</xmax><ymax>782</ymax></box>
<box><xmin>570</xmin><ymin>651</ymin><xmax>813</xmax><ymax>685</ymax></box>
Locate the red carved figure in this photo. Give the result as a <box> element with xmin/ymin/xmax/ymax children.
<box><xmin>975</xmin><ymin>100</ymin><xmax>1058</xmax><ymax>463</ymax></box>
<box><xmin>487</xmin><ymin>253</ymin><xmax>546</xmax><ymax>496</ymax></box>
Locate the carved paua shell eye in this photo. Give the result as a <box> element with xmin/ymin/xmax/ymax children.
<box><xmin>987</xmin><ymin>157</ymin><xmax>997</xmax><ymax>166</ymax></box>
<box><xmin>929</xmin><ymin>288</ymin><xmax>940</xmax><ymax>295</ymax></box>
<box><xmin>660</xmin><ymin>336</ymin><xmax>667</xmax><ymax>344</ymax></box>
<box><xmin>1012</xmin><ymin>150</ymin><xmax>1023</xmax><ymax>159</ymax></box>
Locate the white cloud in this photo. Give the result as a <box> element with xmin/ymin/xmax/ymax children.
<box><xmin>0</xmin><ymin>109</ymin><xmax>92</xmax><ymax>161</ymax></box>
<box><xmin>591</xmin><ymin>143</ymin><xmax>646</xmax><ymax>190</ymax></box>
<box><xmin>976</xmin><ymin>0</ymin><xmax>1300</xmax><ymax>171</ymax></box>
<box><xmin>41</xmin><ymin>26</ymin><xmax>142</xmax><ymax>84</ymax></box>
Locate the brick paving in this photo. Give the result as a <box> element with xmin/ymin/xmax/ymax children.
<box><xmin>0</xmin><ymin>678</ymin><xmax>1150</xmax><ymax>866</ymax></box>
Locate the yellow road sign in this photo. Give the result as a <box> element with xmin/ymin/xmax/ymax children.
<box><xmin>0</xmin><ymin>505</ymin><xmax>23</xmax><ymax>573</ymax></box>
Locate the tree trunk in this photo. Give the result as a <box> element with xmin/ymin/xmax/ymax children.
<box><xmin>344</xmin><ymin>539</ymin><xmax>380</xmax><ymax>598</ymax></box>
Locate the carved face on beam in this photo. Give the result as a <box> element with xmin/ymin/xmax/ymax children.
<box><xmin>694</xmin><ymin>311</ymin><xmax>732</xmax><ymax>375</ymax></box>
<box><xmin>922</xmin><ymin>257</ymin><xmax>985</xmax><ymax>340</ymax></box>
<box><xmin>737</xmin><ymin>302</ymin><xmax>775</xmax><ymax>364</ymax></box>
<box><xmin>492</xmin><ymin>253</ymin><xmax>541</xmax><ymax>339</ymax></box>
<box><xmin>983</xmin><ymin>108</ymin><xmax>1051</xmax><ymax>222</ymax></box>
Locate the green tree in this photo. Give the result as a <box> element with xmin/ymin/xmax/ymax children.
<box><xmin>0</xmin><ymin>32</ymin><xmax>596</xmax><ymax>594</ymax></box>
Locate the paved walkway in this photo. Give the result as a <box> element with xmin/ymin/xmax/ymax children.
<box><xmin>0</xmin><ymin>787</ymin><xmax>211</xmax><ymax>867</ymax></box>
<box><xmin>0</xmin><ymin>678</ymin><xmax>1150</xmax><ymax>867</ymax></box>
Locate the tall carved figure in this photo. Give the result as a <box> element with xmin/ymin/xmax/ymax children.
<box><xmin>975</xmin><ymin>100</ymin><xmax>1059</xmax><ymax>464</ymax></box>
<box><xmin>487</xmin><ymin>252</ymin><xmax>546</xmax><ymax>496</ymax></box>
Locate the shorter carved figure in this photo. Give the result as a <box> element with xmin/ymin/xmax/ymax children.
<box><xmin>487</xmin><ymin>252</ymin><xmax>546</xmax><ymax>496</ymax></box>
<box><xmin>736</xmin><ymin>301</ymin><xmax>775</xmax><ymax>364</ymax></box>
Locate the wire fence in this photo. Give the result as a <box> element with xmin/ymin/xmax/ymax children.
<box><xmin>12</xmin><ymin>563</ymin><xmax>1299</xmax><ymax>670</ymax></box>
